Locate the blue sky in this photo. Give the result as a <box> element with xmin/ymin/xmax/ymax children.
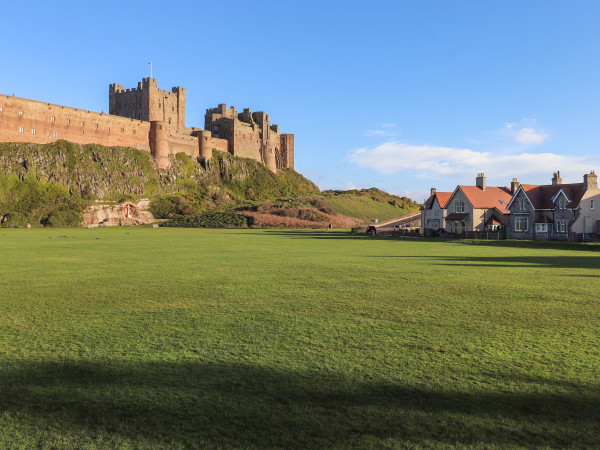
<box><xmin>3</xmin><ymin>1</ymin><xmax>600</xmax><ymax>202</ymax></box>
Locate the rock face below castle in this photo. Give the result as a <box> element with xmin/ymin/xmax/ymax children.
<box><xmin>0</xmin><ymin>78</ymin><xmax>294</xmax><ymax>172</ymax></box>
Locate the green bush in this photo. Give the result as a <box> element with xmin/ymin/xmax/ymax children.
<box><xmin>161</xmin><ymin>212</ymin><xmax>252</xmax><ymax>228</ymax></box>
<box><xmin>0</xmin><ymin>174</ymin><xmax>84</xmax><ymax>227</ymax></box>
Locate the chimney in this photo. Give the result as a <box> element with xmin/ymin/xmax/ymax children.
<box><xmin>476</xmin><ymin>173</ymin><xmax>486</xmax><ymax>191</ymax></box>
<box><xmin>430</xmin><ymin>187</ymin><xmax>437</xmax><ymax>196</ymax></box>
<box><xmin>584</xmin><ymin>171</ymin><xmax>598</xmax><ymax>190</ymax></box>
<box><xmin>552</xmin><ymin>171</ymin><xmax>562</xmax><ymax>186</ymax></box>
<box><xmin>511</xmin><ymin>178</ymin><xmax>520</xmax><ymax>195</ymax></box>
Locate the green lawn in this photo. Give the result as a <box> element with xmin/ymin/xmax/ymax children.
<box><xmin>0</xmin><ymin>228</ymin><xmax>599</xmax><ymax>448</ymax></box>
<box><xmin>326</xmin><ymin>195</ymin><xmax>415</xmax><ymax>222</ymax></box>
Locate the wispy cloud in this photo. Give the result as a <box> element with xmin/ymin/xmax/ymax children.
<box><xmin>349</xmin><ymin>142</ymin><xmax>597</xmax><ymax>181</ymax></box>
<box><xmin>364</xmin><ymin>123</ymin><xmax>400</xmax><ymax>138</ymax></box>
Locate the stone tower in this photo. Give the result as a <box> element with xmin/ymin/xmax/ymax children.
<box><xmin>109</xmin><ymin>78</ymin><xmax>185</xmax><ymax>133</ymax></box>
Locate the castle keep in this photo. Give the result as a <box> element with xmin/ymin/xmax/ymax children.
<box><xmin>0</xmin><ymin>78</ymin><xmax>294</xmax><ymax>171</ymax></box>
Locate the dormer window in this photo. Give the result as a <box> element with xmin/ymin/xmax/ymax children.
<box><xmin>557</xmin><ymin>196</ymin><xmax>567</xmax><ymax>210</ymax></box>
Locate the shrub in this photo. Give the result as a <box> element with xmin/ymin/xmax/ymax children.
<box><xmin>161</xmin><ymin>212</ymin><xmax>252</xmax><ymax>228</ymax></box>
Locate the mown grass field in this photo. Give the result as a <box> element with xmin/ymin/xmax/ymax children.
<box><xmin>0</xmin><ymin>228</ymin><xmax>599</xmax><ymax>448</ymax></box>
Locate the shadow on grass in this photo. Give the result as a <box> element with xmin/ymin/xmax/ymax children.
<box><xmin>432</xmin><ymin>255</ymin><xmax>600</xmax><ymax>270</ymax></box>
<box><xmin>249</xmin><ymin>231</ymin><xmax>600</xmax><ymax>252</ymax></box>
<box><xmin>1</xmin><ymin>360</ymin><xmax>598</xmax><ymax>447</ymax></box>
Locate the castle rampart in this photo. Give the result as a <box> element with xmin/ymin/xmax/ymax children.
<box><xmin>1</xmin><ymin>78</ymin><xmax>293</xmax><ymax>172</ymax></box>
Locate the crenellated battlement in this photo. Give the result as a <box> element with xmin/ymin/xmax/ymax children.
<box><xmin>1</xmin><ymin>77</ymin><xmax>293</xmax><ymax>172</ymax></box>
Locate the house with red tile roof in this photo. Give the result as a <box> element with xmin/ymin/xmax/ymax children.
<box><xmin>444</xmin><ymin>173</ymin><xmax>513</xmax><ymax>233</ymax></box>
<box><xmin>421</xmin><ymin>188</ymin><xmax>452</xmax><ymax>235</ymax></box>
<box><xmin>506</xmin><ymin>171</ymin><xmax>599</xmax><ymax>240</ymax></box>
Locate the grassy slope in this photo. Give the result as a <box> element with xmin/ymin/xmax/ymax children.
<box><xmin>326</xmin><ymin>195</ymin><xmax>416</xmax><ymax>222</ymax></box>
<box><xmin>0</xmin><ymin>229</ymin><xmax>599</xmax><ymax>448</ymax></box>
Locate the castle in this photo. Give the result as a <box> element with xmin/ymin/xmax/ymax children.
<box><xmin>0</xmin><ymin>77</ymin><xmax>294</xmax><ymax>171</ymax></box>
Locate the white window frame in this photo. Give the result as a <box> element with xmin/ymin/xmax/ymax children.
<box><xmin>591</xmin><ymin>199</ymin><xmax>595</xmax><ymax>210</ymax></box>
<box><xmin>557</xmin><ymin>196</ymin><xmax>567</xmax><ymax>210</ymax></box>
<box><xmin>51</xmin><ymin>116</ymin><xmax>55</xmax><ymax>123</ymax></box>
<box><xmin>518</xmin><ymin>198</ymin><xmax>526</xmax><ymax>211</ymax></box>
<box><xmin>31</xmin><ymin>129</ymin><xmax>36</xmax><ymax>135</ymax></box>
<box><xmin>556</xmin><ymin>219</ymin><xmax>568</xmax><ymax>233</ymax></box>
<box><xmin>535</xmin><ymin>223</ymin><xmax>548</xmax><ymax>233</ymax></box>
<box><xmin>515</xmin><ymin>216</ymin><xmax>529</xmax><ymax>232</ymax></box>
<box><xmin>18</xmin><ymin>127</ymin><xmax>23</xmax><ymax>133</ymax></box>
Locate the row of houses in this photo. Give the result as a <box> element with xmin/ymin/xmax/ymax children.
<box><xmin>421</xmin><ymin>171</ymin><xmax>600</xmax><ymax>240</ymax></box>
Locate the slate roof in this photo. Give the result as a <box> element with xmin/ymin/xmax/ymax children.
<box><xmin>446</xmin><ymin>213</ymin><xmax>469</xmax><ymax>221</ymax></box>
<box><xmin>458</xmin><ymin>186</ymin><xmax>513</xmax><ymax>214</ymax></box>
<box><xmin>520</xmin><ymin>183</ymin><xmax>585</xmax><ymax>209</ymax></box>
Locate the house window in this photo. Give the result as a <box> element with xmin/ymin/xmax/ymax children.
<box><xmin>18</xmin><ymin>127</ymin><xmax>23</xmax><ymax>133</ymax></box>
<box><xmin>487</xmin><ymin>224</ymin><xmax>499</xmax><ymax>231</ymax></box>
<box><xmin>455</xmin><ymin>201</ymin><xmax>464</xmax><ymax>213</ymax></box>
<box><xmin>51</xmin><ymin>116</ymin><xmax>55</xmax><ymax>123</ymax></box>
<box><xmin>535</xmin><ymin>223</ymin><xmax>548</xmax><ymax>233</ymax></box>
<box><xmin>515</xmin><ymin>216</ymin><xmax>528</xmax><ymax>232</ymax></box>
<box><xmin>591</xmin><ymin>199</ymin><xmax>595</xmax><ymax>210</ymax></box>
<box><xmin>518</xmin><ymin>198</ymin><xmax>526</xmax><ymax>211</ymax></box>
<box><xmin>556</xmin><ymin>219</ymin><xmax>568</xmax><ymax>233</ymax></box>
<box><xmin>557</xmin><ymin>197</ymin><xmax>567</xmax><ymax>209</ymax></box>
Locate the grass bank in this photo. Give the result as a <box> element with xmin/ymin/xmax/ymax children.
<box><xmin>0</xmin><ymin>229</ymin><xmax>598</xmax><ymax>447</ymax></box>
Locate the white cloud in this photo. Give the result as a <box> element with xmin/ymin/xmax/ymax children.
<box><xmin>513</xmin><ymin>127</ymin><xmax>548</xmax><ymax>144</ymax></box>
<box><xmin>349</xmin><ymin>141</ymin><xmax>597</xmax><ymax>181</ymax></box>
<box><xmin>502</xmin><ymin>118</ymin><xmax>548</xmax><ymax>145</ymax></box>
<box><xmin>344</xmin><ymin>181</ymin><xmax>359</xmax><ymax>190</ymax></box>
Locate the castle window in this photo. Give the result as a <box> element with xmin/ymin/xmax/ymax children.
<box><xmin>19</xmin><ymin>127</ymin><xmax>23</xmax><ymax>133</ymax></box>
<box><xmin>54</xmin><ymin>132</ymin><xmax>58</xmax><ymax>138</ymax></box>
<box><xmin>94</xmin><ymin>124</ymin><xmax>98</xmax><ymax>130</ymax></box>
<box><xmin>18</xmin><ymin>110</ymin><xmax>23</xmax><ymax>116</ymax></box>
<box><xmin>51</xmin><ymin>116</ymin><xmax>55</xmax><ymax>123</ymax></box>
<box><xmin>120</xmin><ymin>128</ymin><xmax>124</xmax><ymax>133</ymax></box>
<box><xmin>0</xmin><ymin>107</ymin><xmax>3</xmax><ymax>112</ymax></box>
<box><xmin>158</xmin><ymin>102</ymin><xmax>161</xmax><ymax>108</ymax></box>
<box><xmin>168</xmin><ymin>118</ymin><xmax>171</xmax><ymax>124</ymax></box>
<box><xmin>132</xmin><ymin>130</ymin><xmax>136</xmax><ymax>135</ymax></box>
<box><xmin>31</xmin><ymin>129</ymin><xmax>36</xmax><ymax>135</ymax></box>
<box><xmin>172</xmin><ymin>106</ymin><xmax>174</xmax><ymax>112</ymax></box>
<box><xmin>66</xmin><ymin>118</ymin><xmax>70</xmax><ymax>125</ymax></box>
<box><xmin>81</xmin><ymin>121</ymin><xmax>84</xmax><ymax>127</ymax></box>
